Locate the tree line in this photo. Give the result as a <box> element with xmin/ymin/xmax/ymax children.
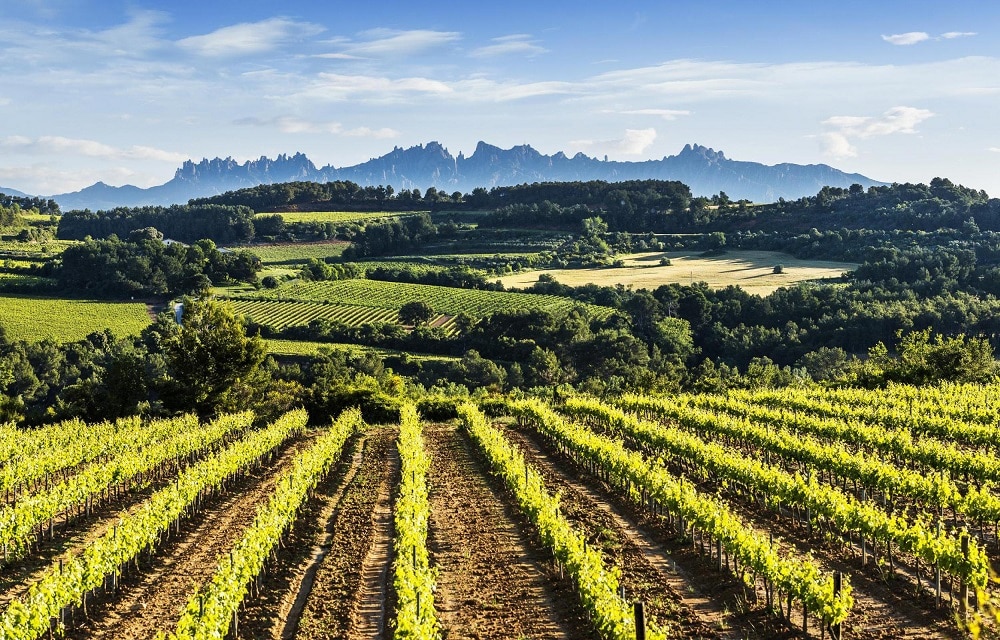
<box><xmin>57</xmin><ymin>204</ymin><xmax>256</xmax><ymax>245</ymax></box>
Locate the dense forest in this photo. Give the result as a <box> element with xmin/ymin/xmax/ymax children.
<box><xmin>57</xmin><ymin>203</ymin><xmax>256</xmax><ymax>244</ymax></box>
<box><xmin>57</xmin><ymin>231</ymin><xmax>261</xmax><ymax>297</ymax></box>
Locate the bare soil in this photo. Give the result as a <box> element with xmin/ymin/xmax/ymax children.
<box><xmin>292</xmin><ymin>426</ymin><xmax>397</xmax><ymax>640</ymax></box>
<box><xmin>425</xmin><ymin>422</ymin><xmax>592</xmax><ymax>639</ymax></box>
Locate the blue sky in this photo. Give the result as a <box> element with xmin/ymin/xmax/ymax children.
<box><xmin>1</xmin><ymin>1</ymin><xmax>998</xmax><ymax>197</ymax></box>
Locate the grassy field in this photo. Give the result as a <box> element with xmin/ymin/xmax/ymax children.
<box><xmin>0</xmin><ymin>295</ymin><xmax>151</xmax><ymax>342</ymax></box>
<box><xmin>261</xmin><ymin>211</ymin><xmax>421</xmax><ymax>224</ymax></box>
<box><xmin>499</xmin><ymin>250</ymin><xmax>857</xmax><ymax>295</ymax></box>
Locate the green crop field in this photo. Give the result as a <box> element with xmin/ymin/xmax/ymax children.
<box><xmin>228</xmin><ymin>279</ymin><xmax>612</xmax><ymax>319</ymax></box>
<box><xmin>0</xmin><ymin>239</ymin><xmax>74</xmax><ymax>257</ymax></box>
<box><xmin>0</xmin><ymin>259</ymin><xmax>43</xmax><ymax>270</ymax></box>
<box><xmin>264</xmin><ymin>338</ymin><xmax>374</xmax><ymax>358</ymax></box>
<box><xmin>264</xmin><ymin>338</ymin><xmax>459</xmax><ymax>363</ymax></box>
<box><xmin>19</xmin><ymin>212</ymin><xmax>58</xmax><ymax>224</ymax></box>
<box><xmin>261</xmin><ymin>211</ymin><xmax>421</xmax><ymax>224</ymax></box>
<box><xmin>0</xmin><ymin>273</ymin><xmax>57</xmax><ymax>288</ymax></box>
<box><xmin>0</xmin><ymin>295</ymin><xmax>151</xmax><ymax>342</ymax></box>
<box><xmin>245</xmin><ymin>242</ymin><xmax>349</xmax><ymax>265</ymax></box>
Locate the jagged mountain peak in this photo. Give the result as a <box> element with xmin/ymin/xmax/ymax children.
<box><xmin>46</xmin><ymin>141</ymin><xmax>886</xmax><ymax>210</ymax></box>
<box><xmin>678</xmin><ymin>143</ymin><xmax>726</xmax><ymax>162</ymax></box>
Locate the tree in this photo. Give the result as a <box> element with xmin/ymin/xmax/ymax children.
<box><xmin>398</xmin><ymin>300</ymin><xmax>434</xmax><ymax>327</ymax></box>
<box><xmin>156</xmin><ymin>298</ymin><xmax>267</xmax><ymax>416</ymax></box>
<box><xmin>706</xmin><ymin>231</ymin><xmax>726</xmax><ymax>251</ymax></box>
<box><xmin>526</xmin><ymin>346</ymin><xmax>564</xmax><ymax>386</ymax></box>
<box><xmin>861</xmin><ymin>329</ymin><xmax>1000</xmax><ymax>386</ymax></box>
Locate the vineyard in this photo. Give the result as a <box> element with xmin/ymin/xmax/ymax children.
<box><xmin>226</xmin><ymin>278</ymin><xmax>611</xmax><ymax>328</ymax></box>
<box><xmin>245</xmin><ymin>242</ymin><xmax>349</xmax><ymax>266</ymax></box>
<box><xmin>1</xmin><ymin>385</ymin><xmax>998</xmax><ymax>639</ymax></box>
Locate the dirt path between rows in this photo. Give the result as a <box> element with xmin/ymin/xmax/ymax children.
<box><xmin>504</xmin><ymin>422</ymin><xmax>760</xmax><ymax>639</ymax></box>
<box><xmin>350</xmin><ymin>431</ymin><xmax>398</xmax><ymax>639</ymax></box>
<box><xmin>62</xmin><ymin>434</ymin><xmax>315</xmax><ymax>640</ymax></box>
<box><xmin>425</xmin><ymin>423</ymin><xmax>591</xmax><ymax>639</ymax></box>
<box><xmin>267</xmin><ymin>436</ymin><xmax>369</xmax><ymax>639</ymax></box>
<box><xmin>292</xmin><ymin>426</ymin><xmax>397</xmax><ymax>640</ymax></box>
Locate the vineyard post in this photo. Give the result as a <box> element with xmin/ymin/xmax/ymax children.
<box><xmin>935</xmin><ymin>522</ymin><xmax>942</xmax><ymax>607</ymax></box>
<box><xmin>860</xmin><ymin>489</ymin><xmax>867</xmax><ymax>565</ymax></box>
<box><xmin>634</xmin><ymin>602</ymin><xmax>647</xmax><ymax>640</ymax></box>
<box><xmin>806</xmin><ymin>469</ymin><xmax>812</xmax><ymax>536</ymax></box>
<box><xmin>960</xmin><ymin>533</ymin><xmax>969</xmax><ymax>618</ymax></box>
<box><xmin>831</xmin><ymin>571</ymin><xmax>842</xmax><ymax>640</ymax></box>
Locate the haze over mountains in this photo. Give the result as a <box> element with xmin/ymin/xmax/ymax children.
<box><xmin>15</xmin><ymin>142</ymin><xmax>884</xmax><ymax>211</ymax></box>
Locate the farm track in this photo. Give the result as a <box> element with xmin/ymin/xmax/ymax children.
<box><xmin>351</xmin><ymin>431</ymin><xmax>397</xmax><ymax>639</ymax></box>
<box><xmin>253</xmin><ymin>435</ymin><xmax>369</xmax><ymax>639</ymax></box>
<box><xmin>501</xmin><ymin>423</ymin><xmax>732</xmax><ymax>640</ymax></box>
<box><xmin>61</xmin><ymin>433</ymin><xmax>316</xmax><ymax>640</ymax></box>
<box><xmin>425</xmin><ymin>423</ymin><xmax>591</xmax><ymax>639</ymax></box>
<box><xmin>292</xmin><ymin>426</ymin><xmax>397</xmax><ymax>640</ymax></box>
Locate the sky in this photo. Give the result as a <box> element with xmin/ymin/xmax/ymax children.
<box><xmin>0</xmin><ymin>1</ymin><xmax>998</xmax><ymax>197</ymax></box>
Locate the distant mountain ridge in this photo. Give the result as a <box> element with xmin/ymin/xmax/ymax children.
<box><xmin>30</xmin><ymin>142</ymin><xmax>884</xmax><ymax>210</ymax></box>
<box><xmin>0</xmin><ymin>187</ymin><xmax>32</xmax><ymax>199</ymax></box>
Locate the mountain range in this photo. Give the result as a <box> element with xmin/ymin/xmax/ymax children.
<box><xmin>12</xmin><ymin>142</ymin><xmax>885</xmax><ymax>211</ymax></box>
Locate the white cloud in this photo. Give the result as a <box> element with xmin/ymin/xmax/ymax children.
<box><xmin>471</xmin><ymin>34</ymin><xmax>547</xmax><ymax>58</ymax></box>
<box><xmin>0</xmin><ymin>135</ymin><xmax>187</xmax><ymax>162</ymax></box>
<box><xmin>313</xmin><ymin>52</ymin><xmax>363</xmax><ymax>60</ymax></box>
<box><xmin>342</xmin><ymin>126</ymin><xmax>400</xmax><ymax>139</ymax></box>
<box><xmin>619</xmin><ymin>108</ymin><xmax>691</xmax><ymax>120</ymax></box>
<box><xmin>0</xmin><ymin>98</ymin><xmax>10</xmax><ymax>106</ymax></box>
<box><xmin>824</xmin><ymin>106</ymin><xmax>934</xmax><ymax>137</ymax></box>
<box><xmin>333</xmin><ymin>29</ymin><xmax>461</xmax><ymax>57</ymax></box>
<box><xmin>882</xmin><ymin>31</ymin><xmax>977</xmax><ymax>46</ymax></box>
<box><xmin>819</xmin><ymin>106</ymin><xmax>934</xmax><ymax>158</ymax></box>
<box><xmin>235</xmin><ymin>116</ymin><xmax>399</xmax><ymax>138</ymax></box>
<box><xmin>882</xmin><ymin>32</ymin><xmax>930</xmax><ymax>46</ymax></box>
<box><xmin>990</xmin><ymin>147</ymin><xmax>1000</xmax><ymax>153</ymax></box>
<box><xmin>295</xmin><ymin>73</ymin><xmax>454</xmax><ymax>101</ymax></box>
<box><xmin>570</xmin><ymin>128</ymin><xmax>657</xmax><ymax>157</ymax></box>
<box><xmin>450</xmin><ymin>78</ymin><xmax>575</xmax><ymax>102</ymax></box>
<box><xmin>177</xmin><ymin>18</ymin><xmax>324</xmax><ymax>57</ymax></box>
<box><xmin>818</xmin><ymin>132</ymin><xmax>858</xmax><ymax>159</ymax></box>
